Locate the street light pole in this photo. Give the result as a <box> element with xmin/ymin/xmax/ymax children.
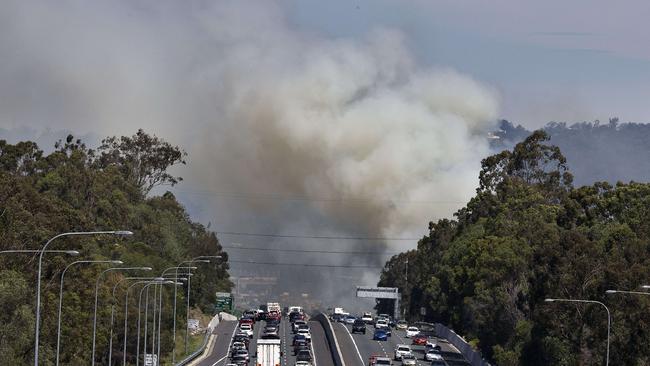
<box><xmin>161</xmin><ymin>265</ymin><xmax>196</xmax><ymax>363</ymax></box>
<box><xmin>91</xmin><ymin>266</ymin><xmax>151</xmax><ymax>366</ymax></box>
<box><xmin>0</xmin><ymin>249</ymin><xmax>80</xmax><ymax>255</ymax></box>
<box><xmin>34</xmin><ymin>230</ymin><xmax>132</xmax><ymax>366</ymax></box>
<box><xmin>545</xmin><ymin>298</ymin><xmax>611</xmax><ymax>366</ymax></box>
<box><xmin>55</xmin><ymin>259</ymin><xmax>122</xmax><ymax>366</ymax></box>
<box><xmin>184</xmin><ymin>256</ymin><xmax>221</xmax><ymax>353</ymax></box>
<box><xmin>108</xmin><ymin>276</ymin><xmax>158</xmax><ymax>366</ymax></box>
<box><xmin>124</xmin><ymin>279</ymin><xmax>163</xmax><ymax>366</ymax></box>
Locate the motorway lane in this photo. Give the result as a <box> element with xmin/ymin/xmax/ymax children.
<box><xmin>196</xmin><ymin>320</ymin><xmax>238</xmax><ymax>366</ymax></box>
<box><xmin>196</xmin><ymin>316</ymin><xmax>330</xmax><ymax>366</ymax></box>
<box><xmin>332</xmin><ymin>321</ymin><xmax>469</xmax><ymax>366</ymax></box>
<box><xmin>308</xmin><ymin>320</ymin><xmax>335</xmax><ymax>366</ymax></box>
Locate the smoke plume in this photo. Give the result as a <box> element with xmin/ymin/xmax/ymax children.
<box><xmin>0</xmin><ymin>1</ymin><xmax>499</xmax><ymax>308</ymax></box>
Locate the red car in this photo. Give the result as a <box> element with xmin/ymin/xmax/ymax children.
<box><xmin>412</xmin><ymin>334</ymin><xmax>427</xmax><ymax>345</ymax></box>
<box><xmin>239</xmin><ymin>317</ymin><xmax>254</xmax><ymax>328</ymax></box>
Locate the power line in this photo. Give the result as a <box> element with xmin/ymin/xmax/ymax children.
<box><xmin>217</xmin><ymin>231</ymin><xmax>421</xmax><ymax>241</ymax></box>
<box><xmin>229</xmin><ymin>259</ymin><xmax>384</xmax><ymax>268</ymax></box>
<box><xmin>175</xmin><ymin>189</ymin><xmax>466</xmax><ymax>205</ymax></box>
<box><xmin>222</xmin><ymin>245</ymin><xmax>400</xmax><ymax>255</ymax></box>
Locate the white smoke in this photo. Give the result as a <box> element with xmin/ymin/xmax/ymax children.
<box><xmin>0</xmin><ymin>0</ymin><xmax>499</xmax><ymax>305</ymax></box>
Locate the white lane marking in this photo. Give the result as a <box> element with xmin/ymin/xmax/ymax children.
<box><xmin>339</xmin><ymin>323</ymin><xmax>365</xmax><ymax>366</ymax></box>
<box><xmin>212</xmin><ymin>322</ymin><xmax>239</xmax><ymax>366</ymax></box>
<box><xmin>309</xmin><ymin>322</ymin><xmax>318</xmax><ymax>366</ymax></box>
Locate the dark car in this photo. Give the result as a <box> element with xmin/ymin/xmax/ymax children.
<box><xmin>293</xmin><ymin>334</ymin><xmax>307</xmax><ymax>345</ymax></box>
<box><xmin>232</xmin><ymin>355</ymin><xmax>248</xmax><ymax>366</ymax></box>
<box><xmin>373</xmin><ymin>329</ymin><xmax>390</xmax><ymax>341</ymax></box>
<box><xmin>294</xmin><ymin>340</ymin><xmax>310</xmax><ymax>355</ymax></box>
<box><xmin>289</xmin><ymin>311</ymin><xmax>304</xmax><ymax>322</ymax></box>
<box><xmin>296</xmin><ymin>350</ymin><xmax>313</xmax><ymax>362</ymax></box>
<box><xmin>352</xmin><ymin>319</ymin><xmax>366</xmax><ymax>334</ymax></box>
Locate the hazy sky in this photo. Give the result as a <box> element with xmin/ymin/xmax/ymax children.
<box><xmin>284</xmin><ymin>0</ymin><xmax>650</xmax><ymax>127</ymax></box>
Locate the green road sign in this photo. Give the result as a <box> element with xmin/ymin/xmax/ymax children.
<box><xmin>215</xmin><ymin>292</ymin><xmax>234</xmax><ymax>312</ymax></box>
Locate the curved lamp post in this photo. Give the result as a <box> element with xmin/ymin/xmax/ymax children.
<box><xmin>34</xmin><ymin>230</ymin><xmax>132</xmax><ymax>366</ymax></box>
<box><xmin>545</xmin><ymin>298</ymin><xmax>610</xmax><ymax>366</ymax></box>
<box><xmin>91</xmin><ymin>266</ymin><xmax>151</xmax><ymax>366</ymax></box>
<box><xmin>182</xmin><ymin>256</ymin><xmax>221</xmax><ymax>354</ymax></box>
<box><xmin>161</xmin><ymin>265</ymin><xmax>196</xmax><ymax>362</ymax></box>
<box><xmin>55</xmin><ymin>259</ymin><xmax>123</xmax><ymax>366</ymax></box>
<box><xmin>0</xmin><ymin>249</ymin><xmax>80</xmax><ymax>255</ymax></box>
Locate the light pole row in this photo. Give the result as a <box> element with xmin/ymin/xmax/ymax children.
<box><xmin>545</xmin><ymin>286</ymin><xmax>650</xmax><ymax>366</ymax></box>
<box><xmin>2</xmin><ymin>229</ymin><xmax>222</xmax><ymax>365</ymax></box>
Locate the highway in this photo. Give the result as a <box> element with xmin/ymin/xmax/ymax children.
<box><xmin>194</xmin><ymin>317</ymin><xmax>334</xmax><ymax>366</ymax></box>
<box><xmin>330</xmin><ymin>321</ymin><xmax>470</xmax><ymax>366</ymax></box>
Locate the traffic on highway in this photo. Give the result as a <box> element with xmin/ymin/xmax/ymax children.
<box><xmin>192</xmin><ymin>304</ymin><xmax>469</xmax><ymax>366</ymax></box>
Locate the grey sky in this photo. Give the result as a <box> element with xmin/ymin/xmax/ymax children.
<box><xmin>284</xmin><ymin>0</ymin><xmax>650</xmax><ymax>127</ymax></box>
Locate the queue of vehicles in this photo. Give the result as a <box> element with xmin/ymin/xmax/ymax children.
<box><xmin>228</xmin><ymin>303</ymin><xmax>313</xmax><ymax>366</ymax></box>
<box><xmin>335</xmin><ymin>310</ymin><xmax>448</xmax><ymax>366</ymax></box>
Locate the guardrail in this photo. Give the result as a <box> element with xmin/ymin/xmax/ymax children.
<box><xmin>175</xmin><ymin>312</ymin><xmax>224</xmax><ymax>366</ymax></box>
<box><xmin>175</xmin><ymin>330</ymin><xmax>212</xmax><ymax>366</ymax></box>
<box><xmin>313</xmin><ymin>313</ymin><xmax>345</xmax><ymax>366</ymax></box>
<box><xmin>434</xmin><ymin>323</ymin><xmax>492</xmax><ymax>366</ymax></box>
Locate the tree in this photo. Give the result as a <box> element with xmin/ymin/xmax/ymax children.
<box><xmin>96</xmin><ymin>129</ymin><xmax>187</xmax><ymax>195</ymax></box>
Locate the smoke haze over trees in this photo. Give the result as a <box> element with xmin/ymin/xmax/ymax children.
<box><xmin>492</xmin><ymin>119</ymin><xmax>650</xmax><ymax>186</ymax></box>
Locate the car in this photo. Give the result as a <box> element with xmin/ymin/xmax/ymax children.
<box><xmin>234</xmin><ymin>349</ymin><xmax>250</xmax><ymax>362</ymax></box>
<box><xmin>295</xmin><ymin>361</ymin><xmax>312</xmax><ymax>366</ymax></box>
<box><xmin>297</xmin><ymin>328</ymin><xmax>311</xmax><ymax>341</ymax></box>
<box><xmin>373</xmin><ymin>329</ymin><xmax>390</xmax><ymax>341</ymax></box>
<box><xmin>401</xmin><ymin>354</ymin><xmax>416</xmax><ymax>366</ymax></box>
<box><xmin>226</xmin><ymin>363</ymin><xmax>238</xmax><ymax>366</ymax></box>
<box><xmin>405</xmin><ymin>327</ymin><xmax>419</xmax><ymax>338</ymax></box>
<box><xmin>344</xmin><ymin>315</ymin><xmax>357</xmax><ymax>324</ymax></box>
<box><xmin>290</xmin><ymin>311</ymin><xmax>304</xmax><ymax>322</ymax></box>
<box><xmin>239</xmin><ymin>317</ymin><xmax>254</xmax><ymax>327</ymax></box>
<box><xmin>395</xmin><ymin>320</ymin><xmax>408</xmax><ymax>330</ymax></box>
<box><xmin>394</xmin><ymin>345</ymin><xmax>412</xmax><ymax>360</ymax></box>
<box><xmin>243</xmin><ymin>310</ymin><xmax>258</xmax><ymax>321</ymax></box>
<box><xmin>294</xmin><ymin>341</ymin><xmax>310</xmax><ymax>354</ymax></box>
<box><xmin>233</xmin><ymin>333</ymin><xmax>250</xmax><ymax>343</ymax></box>
<box><xmin>412</xmin><ymin>335</ymin><xmax>427</xmax><ymax>346</ymax></box>
<box><xmin>264</xmin><ymin>325</ymin><xmax>279</xmax><ymax>336</ymax></box>
<box><xmin>293</xmin><ymin>320</ymin><xmax>307</xmax><ymax>333</ymax></box>
<box><xmin>239</xmin><ymin>323</ymin><xmax>254</xmax><ymax>338</ymax></box>
<box><xmin>424</xmin><ymin>349</ymin><xmax>443</xmax><ymax>362</ymax></box>
<box><xmin>375</xmin><ymin>357</ymin><xmax>392</xmax><ymax>366</ymax></box>
<box><xmin>361</xmin><ymin>312</ymin><xmax>374</xmax><ymax>323</ymax></box>
<box><xmin>296</xmin><ymin>350</ymin><xmax>313</xmax><ymax>363</ymax></box>
<box><xmin>352</xmin><ymin>319</ymin><xmax>366</xmax><ymax>334</ymax></box>
<box><xmin>375</xmin><ymin>319</ymin><xmax>389</xmax><ymax>329</ymax></box>
<box><xmin>231</xmin><ymin>355</ymin><xmax>248</xmax><ymax>366</ymax></box>
<box><xmin>297</xmin><ymin>324</ymin><xmax>310</xmax><ymax>332</ymax></box>
<box><xmin>425</xmin><ymin>342</ymin><xmax>442</xmax><ymax>351</ymax></box>
<box><xmin>330</xmin><ymin>313</ymin><xmax>344</xmax><ymax>322</ymax></box>
<box><xmin>293</xmin><ymin>334</ymin><xmax>307</xmax><ymax>345</ymax></box>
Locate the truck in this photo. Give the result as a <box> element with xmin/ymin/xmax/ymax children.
<box><xmin>267</xmin><ymin>302</ymin><xmax>281</xmax><ymax>313</ymax></box>
<box><xmin>256</xmin><ymin>338</ymin><xmax>281</xmax><ymax>366</ymax></box>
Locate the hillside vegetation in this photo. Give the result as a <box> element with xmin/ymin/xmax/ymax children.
<box><xmin>0</xmin><ymin>130</ymin><xmax>231</xmax><ymax>365</ymax></box>
<box><xmin>379</xmin><ymin>131</ymin><xmax>650</xmax><ymax>365</ymax></box>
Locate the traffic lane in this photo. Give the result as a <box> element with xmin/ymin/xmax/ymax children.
<box><xmin>390</xmin><ymin>329</ymin><xmax>469</xmax><ymax>366</ymax></box>
<box><xmin>195</xmin><ymin>320</ymin><xmax>238</xmax><ymax>366</ymax></box>
<box><xmin>281</xmin><ymin>319</ymin><xmax>293</xmax><ymax>366</ymax></box>
<box><xmin>331</xmin><ymin>322</ymin><xmax>365</xmax><ymax>366</ymax></box>
<box><xmin>309</xmin><ymin>320</ymin><xmax>334</xmax><ymax>366</ymax></box>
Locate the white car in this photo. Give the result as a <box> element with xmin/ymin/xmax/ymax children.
<box><xmin>405</xmin><ymin>327</ymin><xmax>419</xmax><ymax>338</ymax></box>
<box><xmin>239</xmin><ymin>323</ymin><xmax>254</xmax><ymax>338</ymax></box>
<box><xmin>298</xmin><ymin>328</ymin><xmax>312</xmax><ymax>341</ymax></box>
<box><xmin>394</xmin><ymin>345</ymin><xmax>412</xmax><ymax>360</ymax></box>
<box><xmin>401</xmin><ymin>354</ymin><xmax>416</xmax><ymax>366</ymax></box>
<box><xmin>424</xmin><ymin>349</ymin><xmax>443</xmax><ymax>362</ymax></box>
<box><xmin>361</xmin><ymin>312</ymin><xmax>374</xmax><ymax>323</ymax></box>
<box><xmin>295</xmin><ymin>361</ymin><xmax>311</xmax><ymax>366</ymax></box>
<box><xmin>375</xmin><ymin>319</ymin><xmax>389</xmax><ymax>329</ymax></box>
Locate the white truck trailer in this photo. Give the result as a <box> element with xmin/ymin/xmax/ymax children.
<box><xmin>256</xmin><ymin>338</ymin><xmax>281</xmax><ymax>366</ymax></box>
